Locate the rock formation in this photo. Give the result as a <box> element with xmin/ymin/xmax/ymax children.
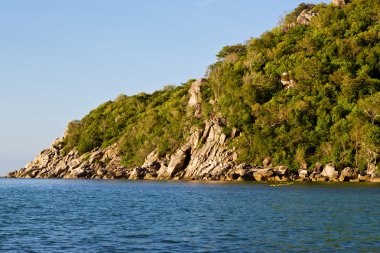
<box><xmin>333</xmin><ymin>0</ymin><xmax>351</xmax><ymax>7</ymax></box>
<box><xmin>7</xmin><ymin>77</ymin><xmax>380</xmax><ymax>183</ymax></box>
<box><xmin>281</xmin><ymin>72</ymin><xmax>295</xmax><ymax>89</ymax></box>
<box><xmin>188</xmin><ymin>79</ymin><xmax>203</xmax><ymax>118</ymax></box>
<box><xmin>297</xmin><ymin>5</ymin><xmax>317</xmax><ymax>25</ymax></box>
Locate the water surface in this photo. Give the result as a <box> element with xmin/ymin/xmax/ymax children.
<box><xmin>0</xmin><ymin>179</ymin><xmax>379</xmax><ymax>252</ymax></box>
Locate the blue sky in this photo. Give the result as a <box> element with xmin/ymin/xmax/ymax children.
<box><xmin>0</xmin><ymin>0</ymin><xmax>327</xmax><ymax>175</ymax></box>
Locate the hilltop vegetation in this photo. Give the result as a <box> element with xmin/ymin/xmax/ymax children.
<box><xmin>63</xmin><ymin>82</ymin><xmax>199</xmax><ymax>166</ymax></box>
<box><xmin>63</xmin><ymin>0</ymin><xmax>380</xmax><ymax>171</ymax></box>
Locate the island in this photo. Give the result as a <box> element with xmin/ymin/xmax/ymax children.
<box><xmin>8</xmin><ymin>0</ymin><xmax>380</xmax><ymax>183</ymax></box>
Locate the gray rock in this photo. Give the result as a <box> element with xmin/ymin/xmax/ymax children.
<box><xmin>273</xmin><ymin>166</ymin><xmax>288</xmax><ymax>176</ymax></box>
<box><xmin>167</xmin><ymin>146</ymin><xmax>191</xmax><ymax>177</ymax></box>
<box><xmin>366</xmin><ymin>163</ymin><xmax>378</xmax><ymax>178</ymax></box>
<box><xmin>129</xmin><ymin>167</ymin><xmax>148</xmax><ymax>180</ymax></box>
<box><xmin>263</xmin><ymin>157</ymin><xmax>272</xmax><ymax>168</ymax></box>
<box><xmin>358</xmin><ymin>174</ymin><xmax>371</xmax><ymax>182</ymax></box>
<box><xmin>339</xmin><ymin>167</ymin><xmax>358</xmax><ymax>182</ymax></box>
<box><xmin>333</xmin><ymin>0</ymin><xmax>351</xmax><ymax>7</ymax></box>
<box><xmin>253</xmin><ymin>169</ymin><xmax>273</xmax><ymax>181</ymax></box>
<box><xmin>312</xmin><ymin>162</ymin><xmax>323</xmax><ymax>174</ymax></box>
<box><xmin>71</xmin><ymin>168</ymin><xmax>86</xmax><ymax>178</ymax></box>
<box><xmin>298</xmin><ymin>169</ymin><xmax>309</xmax><ymax>179</ymax></box>
<box><xmin>188</xmin><ymin>80</ymin><xmax>203</xmax><ymax>118</ymax></box>
<box><xmin>97</xmin><ymin>168</ymin><xmax>107</xmax><ymax>176</ymax></box>
<box><xmin>321</xmin><ymin>163</ymin><xmax>338</xmax><ymax>179</ymax></box>
<box><xmin>103</xmin><ymin>173</ymin><xmax>115</xmax><ymax>180</ymax></box>
<box><xmin>296</xmin><ymin>5</ymin><xmax>317</xmax><ymax>25</ymax></box>
<box><xmin>144</xmin><ymin>173</ymin><xmax>157</xmax><ymax>180</ymax></box>
<box><xmin>281</xmin><ymin>72</ymin><xmax>295</xmax><ymax>89</ymax></box>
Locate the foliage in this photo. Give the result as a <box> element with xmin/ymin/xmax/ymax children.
<box><xmin>63</xmin><ymin>0</ymin><xmax>380</xmax><ymax>170</ymax></box>
<box><xmin>206</xmin><ymin>0</ymin><xmax>380</xmax><ymax>170</ymax></box>
<box><xmin>63</xmin><ymin>82</ymin><xmax>194</xmax><ymax>167</ymax></box>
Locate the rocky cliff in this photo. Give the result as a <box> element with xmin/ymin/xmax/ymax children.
<box><xmin>8</xmin><ymin>80</ymin><xmax>380</xmax><ymax>183</ymax></box>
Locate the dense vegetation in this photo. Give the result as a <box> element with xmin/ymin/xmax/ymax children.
<box><xmin>63</xmin><ymin>0</ymin><xmax>379</xmax><ymax>171</ymax></box>
<box><xmin>63</xmin><ymin>82</ymin><xmax>198</xmax><ymax>166</ymax></box>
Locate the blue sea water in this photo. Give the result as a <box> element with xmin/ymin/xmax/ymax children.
<box><xmin>0</xmin><ymin>179</ymin><xmax>379</xmax><ymax>253</ymax></box>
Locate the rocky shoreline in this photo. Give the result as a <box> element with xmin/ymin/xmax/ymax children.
<box><xmin>6</xmin><ymin>75</ymin><xmax>380</xmax><ymax>183</ymax></box>
<box><xmin>7</xmin><ymin>120</ymin><xmax>380</xmax><ymax>183</ymax></box>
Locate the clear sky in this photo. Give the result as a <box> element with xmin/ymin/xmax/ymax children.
<box><xmin>0</xmin><ymin>0</ymin><xmax>327</xmax><ymax>176</ymax></box>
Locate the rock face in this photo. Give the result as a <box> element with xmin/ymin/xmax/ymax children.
<box><xmin>282</xmin><ymin>4</ymin><xmax>319</xmax><ymax>32</ymax></box>
<box><xmin>297</xmin><ymin>5</ymin><xmax>317</xmax><ymax>25</ymax></box>
<box><xmin>7</xmin><ymin>135</ymin><xmax>377</xmax><ymax>183</ymax></box>
<box><xmin>169</xmin><ymin>120</ymin><xmax>236</xmax><ymax>180</ymax></box>
<box><xmin>333</xmin><ymin>0</ymin><xmax>351</xmax><ymax>7</ymax></box>
<box><xmin>188</xmin><ymin>79</ymin><xmax>203</xmax><ymax>118</ymax></box>
<box><xmin>7</xmin><ymin>78</ymin><xmax>236</xmax><ymax>181</ymax></box>
<box><xmin>7</xmin><ymin>141</ymin><xmax>129</xmax><ymax>180</ymax></box>
<box><xmin>166</xmin><ymin>146</ymin><xmax>191</xmax><ymax>177</ymax></box>
<box><xmin>8</xmin><ymin>118</ymin><xmax>237</xmax><ymax>181</ymax></box>
<box><xmin>281</xmin><ymin>72</ymin><xmax>295</xmax><ymax>89</ymax></box>
<box><xmin>6</xmin><ymin>79</ymin><xmax>378</xmax><ymax>183</ymax></box>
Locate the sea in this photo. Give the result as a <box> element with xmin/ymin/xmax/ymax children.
<box><xmin>0</xmin><ymin>179</ymin><xmax>379</xmax><ymax>252</ymax></box>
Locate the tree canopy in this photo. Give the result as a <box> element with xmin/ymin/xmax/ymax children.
<box><xmin>63</xmin><ymin>0</ymin><xmax>380</xmax><ymax>171</ymax></box>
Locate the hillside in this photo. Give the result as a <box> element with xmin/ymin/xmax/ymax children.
<box><xmin>9</xmin><ymin>0</ymin><xmax>380</xmax><ymax>182</ymax></box>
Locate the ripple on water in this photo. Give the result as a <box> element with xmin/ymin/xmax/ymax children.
<box><xmin>0</xmin><ymin>179</ymin><xmax>379</xmax><ymax>252</ymax></box>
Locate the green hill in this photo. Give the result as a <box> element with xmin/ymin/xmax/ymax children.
<box><xmin>62</xmin><ymin>0</ymin><xmax>380</xmax><ymax>172</ymax></box>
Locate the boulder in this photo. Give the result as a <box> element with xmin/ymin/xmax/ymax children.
<box><xmin>298</xmin><ymin>169</ymin><xmax>309</xmax><ymax>179</ymax></box>
<box><xmin>167</xmin><ymin>146</ymin><xmax>191</xmax><ymax>177</ymax></box>
<box><xmin>358</xmin><ymin>174</ymin><xmax>371</xmax><ymax>182</ymax></box>
<box><xmin>366</xmin><ymin>163</ymin><xmax>378</xmax><ymax>178</ymax></box>
<box><xmin>339</xmin><ymin>167</ymin><xmax>358</xmax><ymax>182</ymax></box>
<box><xmin>253</xmin><ymin>169</ymin><xmax>273</xmax><ymax>181</ymax></box>
<box><xmin>309</xmin><ymin>172</ymin><xmax>322</xmax><ymax>181</ymax></box>
<box><xmin>263</xmin><ymin>157</ymin><xmax>272</xmax><ymax>168</ymax></box>
<box><xmin>296</xmin><ymin>5</ymin><xmax>317</xmax><ymax>25</ymax></box>
<box><xmin>317</xmin><ymin>177</ymin><xmax>328</xmax><ymax>182</ymax></box>
<box><xmin>273</xmin><ymin>166</ymin><xmax>288</xmax><ymax>176</ymax></box>
<box><xmin>103</xmin><ymin>173</ymin><xmax>115</xmax><ymax>180</ymax></box>
<box><xmin>129</xmin><ymin>167</ymin><xmax>148</xmax><ymax>180</ymax></box>
<box><xmin>312</xmin><ymin>162</ymin><xmax>323</xmax><ymax>174</ymax></box>
<box><xmin>233</xmin><ymin>163</ymin><xmax>252</xmax><ymax>178</ymax></box>
<box><xmin>280</xmin><ymin>72</ymin><xmax>295</xmax><ymax>89</ymax></box>
<box><xmin>144</xmin><ymin>173</ymin><xmax>157</xmax><ymax>180</ymax></box>
<box><xmin>188</xmin><ymin>80</ymin><xmax>203</xmax><ymax>118</ymax></box>
<box><xmin>333</xmin><ymin>0</ymin><xmax>351</xmax><ymax>7</ymax></box>
<box><xmin>188</xmin><ymin>79</ymin><xmax>202</xmax><ymax>107</ymax></box>
<box><xmin>156</xmin><ymin>165</ymin><xmax>171</xmax><ymax>180</ymax></box>
<box><xmin>321</xmin><ymin>163</ymin><xmax>338</xmax><ymax>179</ymax></box>
<box><xmin>226</xmin><ymin>165</ymin><xmax>251</xmax><ymax>181</ymax></box>
<box><xmin>142</xmin><ymin>151</ymin><xmax>163</xmax><ymax>171</ymax></box>
<box><xmin>114</xmin><ymin>170</ymin><xmax>126</xmax><ymax>179</ymax></box>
